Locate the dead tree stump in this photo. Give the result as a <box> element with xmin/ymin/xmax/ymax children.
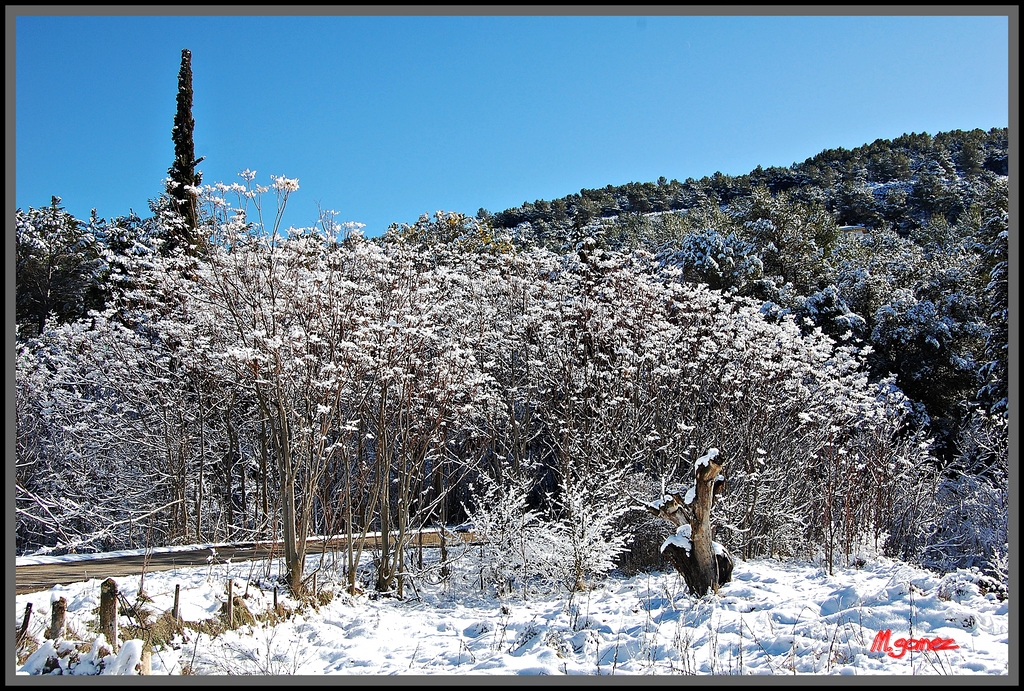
<box><xmin>647</xmin><ymin>448</ymin><xmax>734</xmax><ymax>597</ymax></box>
<box><xmin>99</xmin><ymin>578</ymin><xmax>119</xmax><ymax>652</ymax></box>
<box><xmin>47</xmin><ymin>597</ymin><xmax>67</xmax><ymax>640</ymax></box>
<box><xmin>660</xmin><ymin>537</ymin><xmax>735</xmax><ymax>597</ymax></box>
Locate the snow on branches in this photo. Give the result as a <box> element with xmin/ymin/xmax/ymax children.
<box><xmin>16</xmin><ymin>180</ymin><xmax>944</xmax><ymax>596</ymax></box>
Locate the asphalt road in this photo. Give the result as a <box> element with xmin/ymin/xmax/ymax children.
<box><xmin>15</xmin><ymin>531</ymin><xmax>475</xmax><ymax>595</ymax></box>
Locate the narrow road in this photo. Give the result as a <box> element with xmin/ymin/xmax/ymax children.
<box><xmin>15</xmin><ymin>531</ymin><xmax>475</xmax><ymax>595</ymax></box>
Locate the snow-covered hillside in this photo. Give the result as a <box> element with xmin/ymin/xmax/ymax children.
<box><xmin>15</xmin><ymin>549</ymin><xmax>1008</xmax><ymax>676</ymax></box>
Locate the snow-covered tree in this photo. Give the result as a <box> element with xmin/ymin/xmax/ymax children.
<box><xmin>16</xmin><ymin>198</ymin><xmax>105</xmax><ymax>339</ymax></box>
<box><xmin>975</xmin><ymin>180</ymin><xmax>1008</xmax><ymax>417</ymax></box>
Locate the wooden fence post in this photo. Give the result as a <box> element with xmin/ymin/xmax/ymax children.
<box><xmin>47</xmin><ymin>597</ymin><xmax>67</xmax><ymax>640</ymax></box>
<box><xmin>16</xmin><ymin>603</ymin><xmax>32</xmax><ymax>647</ymax></box>
<box><xmin>226</xmin><ymin>579</ymin><xmax>234</xmax><ymax>628</ymax></box>
<box><xmin>172</xmin><ymin>583</ymin><xmax>181</xmax><ymax>623</ymax></box>
<box><xmin>99</xmin><ymin>578</ymin><xmax>119</xmax><ymax>652</ymax></box>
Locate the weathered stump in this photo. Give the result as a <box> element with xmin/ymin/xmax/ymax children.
<box><xmin>99</xmin><ymin>578</ymin><xmax>119</xmax><ymax>652</ymax></box>
<box><xmin>647</xmin><ymin>448</ymin><xmax>734</xmax><ymax>597</ymax></box>
<box><xmin>661</xmin><ymin>541</ymin><xmax>734</xmax><ymax>597</ymax></box>
<box><xmin>47</xmin><ymin>597</ymin><xmax>67</xmax><ymax>640</ymax></box>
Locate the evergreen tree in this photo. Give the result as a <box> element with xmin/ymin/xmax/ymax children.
<box><xmin>164</xmin><ymin>48</ymin><xmax>205</xmax><ymax>254</ymax></box>
<box><xmin>976</xmin><ymin>182</ymin><xmax>1008</xmax><ymax>416</ymax></box>
<box><xmin>958</xmin><ymin>130</ymin><xmax>985</xmax><ymax>177</ymax></box>
<box><xmin>15</xmin><ymin>197</ymin><xmax>104</xmax><ymax>339</ymax></box>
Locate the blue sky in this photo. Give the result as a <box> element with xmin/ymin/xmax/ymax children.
<box><xmin>15</xmin><ymin>12</ymin><xmax>1010</xmax><ymax>236</ymax></box>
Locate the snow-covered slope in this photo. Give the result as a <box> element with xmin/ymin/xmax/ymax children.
<box><xmin>14</xmin><ymin>548</ymin><xmax>1008</xmax><ymax>676</ymax></box>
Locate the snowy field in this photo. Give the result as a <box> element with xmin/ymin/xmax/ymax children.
<box><xmin>15</xmin><ymin>547</ymin><xmax>1009</xmax><ymax>677</ymax></box>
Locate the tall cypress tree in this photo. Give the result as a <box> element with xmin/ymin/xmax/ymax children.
<box><xmin>166</xmin><ymin>48</ymin><xmax>205</xmax><ymax>252</ymax></box>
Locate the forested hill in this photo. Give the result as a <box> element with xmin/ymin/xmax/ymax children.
<box><xmin>485</xmin><ymin>128</ymin><xmax>1007</xmax><ymax>237</ymax></box>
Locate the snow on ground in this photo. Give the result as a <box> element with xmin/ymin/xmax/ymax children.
<box><xmin>14</xmin><ymin>548</ymin><xmax>1008</xmax><ymax>676</ymax></box>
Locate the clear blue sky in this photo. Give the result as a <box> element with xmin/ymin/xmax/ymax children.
<box><xmin>15</xmin><ymin>12</ymin><xmax>1010</xmax><ymax>236</ymax></box>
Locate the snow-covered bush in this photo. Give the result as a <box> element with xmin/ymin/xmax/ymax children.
<box><xmin>924</xmin><ymin>473</ymin><xmax>1008</xmax><ymax>577</ymax></box>
<box><xmin>538</xmin><ymin>467</ymin><xmax>633</xmax><ymax>594</ymax></box>
<box><xmin>464</xmin><ymin>471</ymin><xmax>542</xmax><ymax>597</ymax></box>
<box><xmin>885</xmin><ymin>411</ymin><xmax>1007</xmax><ymax>592</ymax></box>
<box><xmin>615</xmin><ymin>509</ymin><xmax>671</xmax><ymax>576</ymax></box>
<box><xmin>657</xmin><ymin>227</ymin><xmax>764</xmax><ymax>293</ymax></box>
<box><xmin>465</xmin><ymin>464</ymin><xmax>634</xmax><ymax>599</ymax></box>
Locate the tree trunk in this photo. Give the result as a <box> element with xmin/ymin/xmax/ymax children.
<box><xmin>648</xmin><ymin>449</ymin><xmax>734</xmax><ymax>597</ymax></box>
<box><xmin>661</xmin><ymin>537</ymin><xmax>735</xmax><ymax>598</ymax></box>
<box><xmin>196</xmin><ymin>394</ymin><xmax>205</xmax><ymax>543</ymax></box>
<box><xmin>376</xmin><ymin>479</ymin><xmax>391</xmax><ymax>592</ymax></box>
<box><xmin>224</xmin><ymin>410</ymin><xmax>238</xmax><ymax>539</ymax></box>
<box><xmin>260</xmin><ymin>418</ymin><xmax>270</xmax><ymax>540</ymax></box>
<box><xmin>275</xmin><ymin>398</ymin><xmax>302</xmax><ymax>594</ymax></box>
<box><xmin>260</xmin><ymin>385</ymin><xmax>303</xmax><ymax>595</ymax></box>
